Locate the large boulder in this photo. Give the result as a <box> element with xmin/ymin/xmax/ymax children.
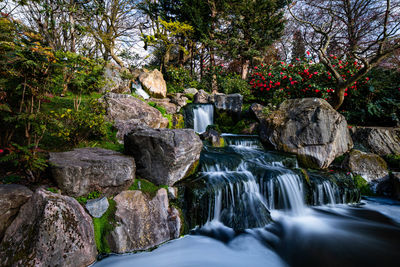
<box><xmin>350</xmin><ymin>127</ymin><xmax>400</xmax><ymax>156</ymax></box>
<box><xmin>210</xmin><ymin>93</ymin><xmax>243</xmax><ymax>115</ymax></box>
<box><xmin>124</xmin><ymin>127</ymin><xmax>203</xmax><ymax>186</ymax></box>
<box><xmin>0</xmin><ymin>189</ymin><xmax>97</xmax><ymax>266</ymax></box>
<box><xmin>101</xmin><ymin>93</ymin><xmax>169</xmax><ymax>141</ymax></box>
<box><xmin>392</xmin><ymin>172</ymin><xmax>400</xmax><ymax>200</ymax></box>
<box><xmin>108</xmin><ymin>189</ymin><xmax>181</xmax><ymax>253</ymax></box>
<box><xmin>100</xmin><ymin>65</ymin><xmax>131</xmax><ymax>94</ymax></box>
<box><xmin>0</xmin><ymin>185</ymin><xmax>32</xmax><ymax>240</ymax></box>
<box><xmin>342</xmin><ymin>150</ymin><xmax>389</xmax><ymax>184</ymax></box>
<box><xmin>139</xmin><ymin>69</ymin><xmax>167</xmax><ymax>98</ymax></box>
<box><xmin>49</xmin><ymin>147</ymin><xmax>135</xmax><ymax>197</ymax></box>
<box><xmin>262</xmin><ymin>98</ymin><xmax>353</xmax><ymax>169</ymax></box>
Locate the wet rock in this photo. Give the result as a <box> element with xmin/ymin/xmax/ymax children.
<box><xmin>392</xmin><ymin>172</ymin><xmax>400</xmax><ymax>200</ymax></box>
<box><xmin>124</xmin><ymin>127</ymin><xmax>202</xmax><ymax>186</ymax></box>
<box><xmin>0</xmin><ymin>184</ymin><xmax>32</xmax><ymax>240</ymax></box>
<box><xmin>148</xmin><ymin>98</ymin><xmax>178</xmax><ymax>114</ymax></box>
<box><xmin>108</xmin><ymin>189</ymin><xmax>181</xmax><ymax>253</ymax></box>
<box><xmin>101</xmin><ymin>93</ymin><xmax>169</xmax><ymax>141</ymax></box>
<box><xmin>342</xmin><ymin>150</ymin><xmax>389</xmax><ymax>183</ymax></box>
<box><xmin>100</xmin><ymin>65</ymin><xmax>131</xmax><ymax>94</ymax></box>
<box><xmin>241</xmin><ymin>122</ymin><xmax>259</xmax><ymax>135</ymax></box>
<box><xmin>250</xmin><ymin>103</ymin><xmax>266</xmax><ymax>121</ymax></box>
<box><xmin>210</xmin><ymin>93</ymin><xmax>243</xmax><ymax>115</ymax></box>
<box><xmin>139</xmin><ymin>69</ymin><xmax>167</xmax><ymax>98</ymax></box>
<box><xmin>350</xmin><ymin>127</ymin><xmax>400</xmax><ymax>156</ymax></box>
<box><xmin>0</xmin><ymin>188</ymin><xmax>97</xmax><ymax>266</ymax></box>
<box><xmin>50</xmin><ymin>147</ymin><xmax>135</xmax><ymax>197</ymax></box>
<box><xmin>85</xmin><ymin>197</ymin><xmax>109</xmax><ymax>218</ymax></box>
<box><xmin>201</xmin><ymin>127</ymin><xmax>225</xmax><ymax>147</ymax></box>
<box><xmin>262</xmin><ymin>98</ymin><xmax>353</xmax><ymax>169</ymax></box>
<box><xmin>167</xmin><ymin>187</ymin><xmax>178</xmax><ymax>200</ymax></box>
<box><xmin>193</xmin><ymin>89</ymin><xmax>210</xmax><ymax>104</ymax></box>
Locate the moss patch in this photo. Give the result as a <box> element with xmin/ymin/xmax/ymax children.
<box><xmin>300</xmin><ymin>169</ymin><xmax>310</xmax><ymax>184</ymax></box>
<box><xmin>184</xmin><ymin>160</ymin><xmax>200</xmax><ymax>179</ymax></box>
<box><xmin>384</xmin><ymin>154</ymin><xmax>400</xmax><ymax>170</ymax></box>
<box><xmin>353</xmin><ymin>175</ymin><xmax>373</xmax><ymax>196</ymax></box>
<box><xmin>93</xmin><ymin>198</ymin><xmax>117</xmax><ymax>254</ymax></box>
<box><xmin>129</xmin><ymin>178</ymin><xmax>168</xmax><ymax>197</ymax></box>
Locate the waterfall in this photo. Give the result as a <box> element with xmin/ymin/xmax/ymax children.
<box><xmin>314</xmin><ymin>181</ymin><xmax>340</xmax><ymax>205</ymax></box>
<box><xmin>181</xmin><ymin>134</ymin><xmax>358</xmax><ymax>230</ymax></box>
<box><xmin>193</xmin><ymin>104</ymin><xmax>214</xmax><ymax>133</ymax></box>
<box><xmin>132</xmin><ymin>81</ymin><xmax>150</xmax><ymax>99</ymax></box>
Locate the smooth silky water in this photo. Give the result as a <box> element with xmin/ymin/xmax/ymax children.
<box><xmin>93</xmin><ymin>112</ymin><xmax>400</xmax><ymax>267</ymax></box>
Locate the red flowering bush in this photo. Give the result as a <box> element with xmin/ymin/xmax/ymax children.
<box><xmin>249</xmin><ymin>54</ymin><xmax>369</xmax><ymax>105</ymax></box>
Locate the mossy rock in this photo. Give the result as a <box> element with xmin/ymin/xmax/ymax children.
<box><xmin>93</xmin><ymin>198</ymin><xmax>117</xmax><ymax>254</ymax></box>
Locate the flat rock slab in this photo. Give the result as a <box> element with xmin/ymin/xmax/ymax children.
<box><xmin>85</xmin><ymin>197</ymin><xmax>109</xmax><ymax>218</ymax></box>
<box><xmin>0</xmin><ymin>184</ymin><xmax>32</xmax><ymax>240</ymax></box>
<box><xmin>50</xmin><ymin>147</ymin><xmax>135</xmax><ymax>197</ymax></box>
<box><xmin>0</xmin><ymin>188</ymin><xmax>97</xmax><ymax>266</ymax></box>
<box><xmin>261</xmin><ymin>98</ymin><xmax>353</xmax><ymax>169</ymax></box>
<box><xmin>108</xmin><ymin>189</ymin><xmax>181</xmax><ymax>253</ymax></box>
<box><xmin>124</xmin><ymin>127</ymin><xmax>202</xmax><ymax>186</ymax></box>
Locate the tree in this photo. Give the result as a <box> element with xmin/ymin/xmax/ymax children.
<box><xmin>288</xmin><ymin>0</ymin><xmax>400</xmax><ymax>109</ymax></box>
<box><xmin>291</xmin><ymin>29</ymin><xmax>305</xmax><ymax>61</ymax></box>
<box><xmin>217</xmin><ymin>0</ymin><xmax>287</xmax><ymax>79</ymax></box>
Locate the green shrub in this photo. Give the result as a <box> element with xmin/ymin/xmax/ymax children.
<box><xmin>165</xmin><ymin>66</ymin><xmax>196</xmax><ymax>93</ymax></box>
<box><xmin>353</xmin><ymin>175</ymin><xmax>373</xmax><ymax>196</ymax></box>
<box><xmin>75</xmin><ymin>191</ymin><xmax>101</xmax><ymax>205</ymax></box>
<box><xmin>220</xmin><ymin>74</ymin><xmax>252</xmax><ymax>102</ymax></box>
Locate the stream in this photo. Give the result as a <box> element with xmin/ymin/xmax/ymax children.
<box><xmin>93</xmin><ymin>104</ymin><xmax>400</xmax><ymax>267</ymax></box>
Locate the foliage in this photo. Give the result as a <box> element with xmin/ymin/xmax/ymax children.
<box><xmin>75</xmin><ymin>191</ymin><xmax>101</xmax><ymax>205</ymax></box>
<box><xmin>249</xmin><ymin>55</ymin><xmax>369</xmax><ymax>106</ymax></box>
<box><xmin>1</xmin><ymin>174</ymin><xmax>22</xmax><ymax>184</ymax></box>
<box><xmin>0</xmin><ymin>143</ymin><xmax>48</xmax><ymax>182</ymax></box>
<box><xmin>93</xmin><ymin>198</ymin><xmax>117</xmax><ymax>254</ymax></box>
<box><xmin>52</xmin><ymin>51</ymin><xmax>106</xmax><ymax>96</ymax></box>
<box><xmin>165</xmin><ymin>66</ymin><xmax>195</xmax><ymax>93</ymax></box>
<box><xmin>48</xmin><ymin>100</ymin><xmax>110</xmax><ymax>146</ymax></box>
<box><xmin>46</xmin><ymin>187</ymin><xmax>59</xmax><ymax>194</ymax></box>
<box><xmin>384</xmin><ymin>154</ymin><xmax>400</xmax><ymax>171</ymax></box>
<box><xmin>340</xmin><ymin>68</ymin><xmax>400</xmax><ymax>126</ymax></box>
<box><xmin>353</xmin><ymin>175</ymin><xmax>373</xmax><ymax>196</ymax></box>
<box><xmin>219</xmin><ymin>74</ymin><xmax>252</xmax><ymax>102</ymax></box>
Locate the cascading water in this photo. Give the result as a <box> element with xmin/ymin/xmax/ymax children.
<box><xmin>94</xmin><ymin>134</ymin><xmax>400</xmax><ymax>267</ymax></box>
<box><xmin>193</xmin><ymin>104</ymin><xmax>214</xmax><ymax>133</ymax></box>
<box><xmin>131</xmin><ymin>81</ymin><xmax>150</xmax><ymax>99</ymax></box>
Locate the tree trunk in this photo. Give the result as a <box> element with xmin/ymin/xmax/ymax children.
<box><xmin>241</xmin><ymin>59</ymin><xmax>250</xmax><ymax>80</ymax></box>
<box><xmin>110</xmin><ymin>47</ymin><xmax>124</xmax><ymax>68</ymax></box>
<box><xmin>331</xmin><ymin>85</ymin><xmax>346</xmax><ymax>110</ymax></box>
<box><xmin>69</xmin><ymin>0</ymin><xmax>76</xmax><ymax>53</ymax></box>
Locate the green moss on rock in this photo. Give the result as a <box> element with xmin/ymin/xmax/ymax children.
<box><xmin>93</xmin><ymin>198</ymin><xmax>116</xmax><ymax>254</ymax></box>
<box><xmin>353</xmin><ymin>175</ymin><xmax>374</xmax><ymax>196</ymax></box>
<box><xmin>129</xmin><ymin>178</ymin><xmax>168</xmax><ymax>198</ymax></box>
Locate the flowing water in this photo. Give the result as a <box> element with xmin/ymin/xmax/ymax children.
<box><xmin>193</xmin><ymin>104</ymin><xmax>214</xmax><ymax>133</ymax></box>
<box><xmin>93</xmin><ymin>108</ymin><xmax>400</xmax><ymax>266</ymax></box>
<box><xmin>132</xmin><ymin>81</ymin><xmax>150</xmax><ymax>100</ymax></box>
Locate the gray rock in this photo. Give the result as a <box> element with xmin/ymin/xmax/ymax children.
<box><xmin>250</xmin><ymin>103</ymin><xmax>267</xmax><ymax>122</ymax></box>
<box><xmin>200</xmin><ymin>127</ymin><xmax>225</xmax><ymax>147</ymax></box>
<box><xmin>170</xmin><ymin>93</ymin><xmax>189</xmax><ymax>111</ymax></box>
<box><xmin>342</xmin><ymin>150</ymin><xmax>389</xmax><ymax>183</ymax></box>
<box><xmin>167</xmin><ymin>187</ymin><xmax>178</xmax><ymax>200</ymax></box>
<box><xmin>193</xmin><ymin>90</ymin><xmax>210</xmax><ymax>104</ymax></box>
<box><xmin>262</xmin><ymin>98</ymin><xmax>353</xmax><ymax>169</ymax></box>
<box><xmin>0</xmin><ymin>184</ymin><xmax>32</xmax><ymax>241</ymax></box>
<box><xmin>184</xmin><ymin>88</ymin><xmax>198</xmax><ymax>95</ymax></box>
<box><xmin>100</xmin><ymin>65</ymin><xmax>131</xmax><ymax>94</ymax></box>
<box><xmin>101</xmin><ymin>93</ymin><xmax>169</xmax><ymax>141</ymax></box>
<box><xmin>50</xmin><ymin>147</ymin><xmax>135</xmax><ymax>197</ymax></box>
<box><xmin>0</xmin><ymin>188</ymin><xmax>97</xmax><ymax>267</ymax></box>
<box><xmin>350</xmin><ymin>127</ymin><xmax>400</xmax><ymax>156</ymax></box>
<box><xmin>241</xmin><ymin>122</ymin><xmax>259</xmax><ymax>135</ymax></box>
<box><xmin>210</xmin><ymin>93</ymin><xmax>243</xmax><ymax>115</ymax></box>
<box><xmin>139</xmin><ymin>69</ymin><xmax>167</xmax><ymax>98</ymax></box>
<box><xmin>124</xmin><ymin>127</ymin><xmax>202</xmax><ymax>186</ymax></box>
<box><xmin>148</xmin><ymin>98</ymin><xmax>178</xmax><ymax>114</ymax></box>
<box><xmin>108</xmin><ymin>189</ymin><xmax>181</xmax><ymax>253</ymax></box>
<box><xmin>85</xmin><ymin>197</ymin><xmax>109</xmax><ymax>218</ymax></box>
